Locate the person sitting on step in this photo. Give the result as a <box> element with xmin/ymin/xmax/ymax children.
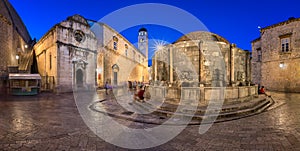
<box><xmin>259</xmin><ymin>86</ymin><xmax>265</xmax><ymax>94</ymax></box>
<box><xmin>134</xmin><ymin>85</ymin><xmax>145</xmax><ymax>102</ymax></box>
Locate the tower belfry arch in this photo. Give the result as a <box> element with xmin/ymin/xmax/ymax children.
<box><xmin>138</xmin><ymin>27</ymin><xmax>148</xmax><ymax>58</ymax></box>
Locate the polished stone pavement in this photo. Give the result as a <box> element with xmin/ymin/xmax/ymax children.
<box><xmin>0</xmin><ymin>91</ymin><xmax>300</xmax><ymax>151</ymax></box>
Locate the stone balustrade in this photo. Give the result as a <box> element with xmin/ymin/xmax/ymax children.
<box><xmin>149</xmin><ymin>85</ymin><xmax>258</xmax><ymax>106</ymax></box>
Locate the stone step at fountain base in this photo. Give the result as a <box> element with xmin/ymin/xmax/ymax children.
<box><xmin>90</xmin><ymin>94</ymin><xmax>273</xmax><ymax>125</ymax></box>
<box><xmin>132</xmin><ymin>96</ymin><xmax>273</xmax><ymax>124</ymax></box>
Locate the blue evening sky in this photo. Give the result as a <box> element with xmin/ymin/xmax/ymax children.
<box><xmin>10</xmin><ymin>0</ymin><xmax>299</xmax><ymax>57</ymax></box>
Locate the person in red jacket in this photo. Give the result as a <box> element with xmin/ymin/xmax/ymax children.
<box><xmin>134</xmin><ymin>85</ymin><xmax>145</xmax><ymax>102</ymax></box>
<box><xmin>259</xmin><ymin>86</ymin><xmax>265</xmax><ymax>94</ymax></box>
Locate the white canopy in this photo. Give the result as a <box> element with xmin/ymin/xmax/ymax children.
<box><xmin>9</xmin><ymin>74</ymin><xmax>41</xmax><ymax>80</ymax></box>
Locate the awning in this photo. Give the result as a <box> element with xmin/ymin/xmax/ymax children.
<box><xmin>9</xmin><ymin>74</ymin><xmax>42</xmax><ymax>80</ymax></box>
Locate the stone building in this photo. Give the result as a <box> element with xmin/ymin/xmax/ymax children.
<box><xmin>34</xmin><ymin>15</ymin><xmax>149</xmax><ymax>92</ymax></box>
<box><xmin>0</xmin><ymin>0</ymin><xmax>34</xmax><ymax>92</ymax></box>
<box><xmin>252</xmin><ymin>17</ymin><xmax>300</xmax><ymax>92</ymax></box>
<box><xmin>34</xmin><ymin>15</ymin><xmax>97</xmax><ymax>92</ymax></box>
<box><xmin>89</xmin><ymin>22</ymin><xmax>149</xmax><ymax>87</ymax></box>
<box><xmin>152</xmin><ymin>31</ymin><xmax>251</xmax><ymax>87</ymax></box>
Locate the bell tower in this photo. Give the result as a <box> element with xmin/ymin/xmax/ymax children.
<box><xmin>138</xmin><ymin>28</ymin><xmax>148</xmax><ymax>60</ymax></box>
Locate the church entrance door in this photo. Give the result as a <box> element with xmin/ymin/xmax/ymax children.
<box><xmin>76</xmin><ymin>69</ymin><xmax>84</xmax><ymax>87</ymax></box>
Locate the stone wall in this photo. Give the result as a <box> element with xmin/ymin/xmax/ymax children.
<box><xmin>0</xmin><ymin>0</ymin><xmax>32</xmax><ymax>91</ymax></box>
<box><xmin>96</xmin><ymin>23</ymin><xmax>149</xmax><ymax>87</ymax></box>
<box><xmin>152</xmin><ymin>31</ymin><xmax>251</xmax><ymax>87</ymax></box>
<box><xmin>252</xmin><ymin>18</ymin><xmax>300</xmax><ymax>92</ymax></box>
<box><xmin>153</xmin><ymin>85</ymin><xmax>258</xmax><ymax>106</ymax></box>
<box><xmin>251</xmin><ymin>39</ymin><xmax>262</xmax><ymax>85</ymax></box>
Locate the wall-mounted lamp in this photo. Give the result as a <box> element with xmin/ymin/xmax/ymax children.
<box><xmin>24</xmin><ymin>44</ymin><xmax>28</xmax><ymax>49</ymax></box>
<box><xmin>279</xmin><ymin>62</ymin><xmax>284</xmax><ymax>68</ymax></box>
<box><xmin>16</xmin><ymin>54</ymin><xmax>20</xmax><ymax>65</ymax></box>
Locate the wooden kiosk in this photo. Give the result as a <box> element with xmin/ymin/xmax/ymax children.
<box><xmin>8</xmin><ymin>74</ymin><xmax>41</xmax><ymax>95</ymax></box>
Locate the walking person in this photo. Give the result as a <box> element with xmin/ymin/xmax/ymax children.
<box><xmin>105</xmin><ymin>81</ymin><xmax>109</xmax><ymax>95</ymax></box>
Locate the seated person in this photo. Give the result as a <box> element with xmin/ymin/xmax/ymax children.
<box><xmin>259</xmin><ymin>86</ymin><xmax>265</xmax><ymax>94</ymax></box>
<box><xmin>134</xmin><ymin>85</ymin><xmax>145</xmax><ymax>102</ymax></box>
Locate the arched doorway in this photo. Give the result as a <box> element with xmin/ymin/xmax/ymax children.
<box><xmin>112</xmin><ymin>64</ymin><xmax>119</xmax><ymax>86</ymax></box>
<box><xmin>76</xmin><ymin>69</ymin><xmax>84</xmax><ymax>87</ymax></box>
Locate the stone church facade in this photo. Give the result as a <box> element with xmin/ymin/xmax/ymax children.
<box><xmin>34</xmin><ymin>15</ymin><xmax>149</xmax><ymax>92</ymax></box>
<box><xmin>34</xmin><ymin>15</ymin><xmax>97</xmax><ymax>92</ymax></box>
<box><xmin>152</xmin><ymin>31</ymin><xmax>251</xmax><ymax>87</ymax></box>
<box><xmin>252</xmin><ymin>17</ymin><xmax>300</xmax><ymax>92</ymax></box>
<box><xmin>0</xmin><ymin>0</ymin><xmax>34</xmax><ymax>92</ymax></box>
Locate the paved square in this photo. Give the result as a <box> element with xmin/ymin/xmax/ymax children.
<box><xmin>0</xmin><ymin>91</ymin><xmax>300</xmax><ymax>150</ymax></box>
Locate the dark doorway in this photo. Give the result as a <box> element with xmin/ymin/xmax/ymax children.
<box><xmin>113</xmin><ymin>72</ymin><xmax>118</xmax><ymax>85</ymax></box>
<box><xmin>76</xmin><ymin>69</ymin><xmax>84</xmax><ymax>87</ymax></box>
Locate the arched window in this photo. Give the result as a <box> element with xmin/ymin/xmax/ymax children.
<box><xmin>113</xmin><ymin>36</ymin><xmax>118</xmax><ymax>50</ymax></box>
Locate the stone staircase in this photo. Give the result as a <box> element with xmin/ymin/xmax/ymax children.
<box><xmin>90</xmin><ymin>93</ymin><xmax>274</xmax><ymax>125</ymax></box>
<box><xmin>125</xmin><ymin>96</ymin><xmax>274</xmax><ymax>124</ymax></box>
<box><xmin>18</xmin><ymin>51</ymin><xmax>33</xmax><ymax>73</ymax></box>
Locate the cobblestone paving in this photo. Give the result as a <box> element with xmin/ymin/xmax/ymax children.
<box><xmin>0</xmin><ymin>91</ymin><xmax>300</xmax><ymax>150</ymax></box>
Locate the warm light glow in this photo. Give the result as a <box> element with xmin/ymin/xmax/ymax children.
<box><xmin>16</xmin><ymin>55</ymin><xmax>19</xmax><ymax>60</ymax></box>
<box><xmin>24</xmin><ymin>44</ymin><xmax>28</xmax><ymax>49</ymax></box>
<box><xmin>204</xmin><ymin>60</ymin><xmax>210</xmax><ymax>66</ymax></box>
<box><xmin>217</xmin><ymin>41</ymin><xmax>227</xmax><ymax>45</ymax></box>
<box><xmin>279</xmin><ymin>62</ymin><xmax>284</xmax><ymax>68</ymax></box>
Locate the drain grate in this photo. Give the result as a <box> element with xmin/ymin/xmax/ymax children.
<box><xmin>121</xmin><ymin>111</ymin><xmax>134</xmax><ymax>115</ymax></box>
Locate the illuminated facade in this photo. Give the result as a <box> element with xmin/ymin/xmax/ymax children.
<box><xmin>0</xmin><ymin>0</ymin><xmax>34</xmax><ymax>92</ymax></box>
<box><xmin>90</xmin><ymin>22</ymin><xmax>149</xmax><ymax>87</ymax></box>
<box><xmin>152</xmin><ymin>31</ymin><xmax>251</xmax><ymax>87</ymax></box>
<box><xmin>34</xmin><ymin>15</ymin><xmax>149</xmax><ymax>92</ymax></box>
<box><xmin>252</xmin><ymin>17</ymin><xmax>300</xmax><ymax>92</ymax></box>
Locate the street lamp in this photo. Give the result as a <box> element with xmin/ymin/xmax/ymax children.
<box><xmin>16</xmin><ymin>54</ymin><xmax>20</xmax><ymax>65</ymax></box>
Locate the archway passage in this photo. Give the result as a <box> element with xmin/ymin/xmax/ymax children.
<box><xmin>76</xmin><ymin>69</ymin><xmax>84</xmax><ymax>87</ymax></box>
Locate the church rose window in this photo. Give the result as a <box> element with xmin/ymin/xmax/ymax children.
<box><xmin>74</xmin><ymin>30</ymin><xmax>85</xmax><ymax>43</ymax></box>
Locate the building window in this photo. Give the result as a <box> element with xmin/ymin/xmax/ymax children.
<box><xmin>257</xmin><ymin>48</ymin><xmax>262</xmax><ymax>62</ymax></box>
<box><xmin>281</xmin><ymin>37</ymin><xmax>290</xmax><ymax>52</ymax></box>
<box><xmin>125</xmin><ymin>44</ymin><xmax>128</xmax><ymax>56</ymax></box>
<box><xmin>138</xmin><ymin>55</ymin><xmax>141</xmax><ymax>63</ymax></box>
<box><xmin>113</xmin><ymin>36</ymin><xmax>118</xmax><ymax>50</ymax></box>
